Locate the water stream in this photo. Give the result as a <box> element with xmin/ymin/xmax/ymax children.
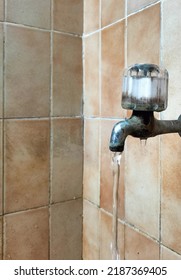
<box><xmin>111</xmin><ymin>152</ymin><xmax>122</xmax><ymax>260</ymax></box>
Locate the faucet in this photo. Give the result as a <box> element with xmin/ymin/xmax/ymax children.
<box><xmin>109</xmin><ymin>64</ymin><xmax>181</xmax><ymax>152</ymax></box>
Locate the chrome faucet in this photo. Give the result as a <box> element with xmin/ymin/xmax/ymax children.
<box><xmin>109</xmin><ymin>64</ymin><xmax>181</xmax><ymax>152</ymax></box>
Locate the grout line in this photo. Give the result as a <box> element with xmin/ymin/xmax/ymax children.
<box><xmin>127</xmin><ymin>0</ymin><xmax>161</xmax><ymax>18</ymax></box>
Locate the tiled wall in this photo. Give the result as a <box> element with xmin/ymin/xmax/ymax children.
<box><xmin>0</xmin><ymin>0</ymin><xmax>180</xmax><ymax>261</ymax></box>
<box><xmin>0</xmin><ymin>0</ymin><xmax>83</xmax><ymax>260</ymax></box>
<box><xmin>83</xmin><ymin>0</ymin><xmax>181</xmax><ymax>260</ymax></box>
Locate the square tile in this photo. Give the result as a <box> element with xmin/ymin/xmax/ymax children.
<box><xmin>6</xmin><ymin>0</ymin><xmax>51</xmax><ymax>29</ymax></box>
<box><xmin>102</xmin><ymin>0</ymin><xmax>125</xmax><ymax>27</ymax></box>
<box><xmin>4</xmin><ymin>119</ymin><xmax>50</xmax><ymax>213</ymax></box>
<box><xmin>50</xmin><ymin>199</ymin><xmax>82</xmax><ymax>260</ymax></box>
<box><xmin>4</xmin><ymin>207</ymin><xmax>49</xmax><ymax>260</ymax></box>
<box><xmin>53</xmin><ymin>33</ymin><xmax>83</xmax><ymax>117</ymax></box>
<box><xmin>83</xmin><ymin>119</ymin><xmax>100</xmax><ymax>205</ymax></box>
<box><xmin>125</xmin><ymin>225</ymin><xmax>159</xmax><ymax>260</ymax></box>
<box><xmin>5</xmin><ymin>25</ymin><xmax>50</xmax><ymax>118</ymax></box>
<box><xmin>83</xmin><ymin>200</ymin><xmax>99</xmax><ymax>260</ymax></box>
<box><xmin>127</xmin><ymin>4</ymin><xmax>160</xmax><ymax>66</ymax></box>
<box><xmin>53</xmin><ymin>0</ymin><xmax>83</xmax><ymax>34</ymax></box>
<box><xmin>84</xmin><ymin>33</ymin><xmax>100</xmax><ymax>117</ymax></box>
<box><xmin>101</xmin><ymin>21</ymin><xmax>125</xmax><ymax>118</ymax></box>
<box><xmin>51</xmin><ymin>118</ymin><xmax>83</xmax><ymax>203</ymax></box>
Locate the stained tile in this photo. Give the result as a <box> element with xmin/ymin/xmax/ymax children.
<box><xmin>0</xmin><ymin>217</ymin><xmax>2</xmax><ymax>260</ymax></box>
<box><xmin>6</xmin><ymin>0</ymin><xmax>51</xmax><ymax>29</ymax></box>
<box><xmin>84</xmin><ymin>0</ymin><xmax>100</xmax><ymax>34</ymax></box>
<box><xmin>100</xmin><ymin>119</ymin><xmax>125</xmax><ymax>218</ymax></box>
<box><xmin>5</xmin><ymin>25</ymin><xmax>50</xmax><ymax>118</ymax></box>
<box><xmin>0</xmin><ymin>0</ymin><xmax>4</xmax><ymax>20</ymax></box>
<box><xmin>162</xmin><ymin>0</ymin><xmax>181</xmax><ymax>120</ymax></box>
<box><xmin>125</xmin><ymin>137</ymin><xmax>160</xmax><ymax>239</ymax></box>
<box><xmin>50</xmin><ymin>199</ymin><xmax>82</xmax><ymax>260</ymax></box>
<box><xmin>4</xmin><ymin>119</ymin><xmax>50</xmax><ymax>213</ymax></box>
<box><xmin>125</xmin><ymin>226</ymin><xmax>159</xmax><ymax>260</ymax></box>
<box><xmin>53</xmin><ymin>0</ymin><xmax>83</xmax><ymax>34</ymax></box>
<box><xmin>84</xmin><ymin>33</ymin><xmax>100</xmax><ymax>117</ymax></box>
<box><xmin>83</xmin><ymin>200</ymin><xmax>99</xmax><ymax>260</ymax></box>
<box><xmin>102</xmin><ymin>0</ymin><xmax>125</xmax><ymax>27</ymax></box>
<box><xmin>101</xmin><ymin>21</ymin><xmax>125</xmax><ymax>118</ymax></box>
<box><xmin>161</xmin><ymin>134</ymin><xmax>181</xmax><ymax>254</ymax></box>
<box><xmin>4</xmin><ymin>207</ymin><xmax>49</xmax><ymax>260</ymax></box>
<box><xmin>127</xmin><ymin>0</ymin><xmax>158</xmax><ymax>15</ymax></box>
<box><xmin>161</xmin><ymin>246</ymin><xmax>181</xmax><ymax>260</ymax></box>
<box><xmin>83</xmin><ymin>119</ymin><xmax>100</xmax><ymax>205</ymax></box>
<box><xmin>53</xmin><ymin>33</ymin><xmax>82</xmax><ymax>117</ymax></box>
<box><xmin>127</xmin><ymin>4</ymin><xmax>160</xmax><ymax>66</ymax></box>
<box><xmin>51</xmin><ymin>118</ymin><xmax>83</xmax><ymax>203</ymax></box>
<box><xmin>0</xmin><ymin>24</ymin><xmax>3</xmax><ymax>117</ymax></box>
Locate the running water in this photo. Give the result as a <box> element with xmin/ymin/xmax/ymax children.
<box><xmin>111</xmin><ymin>152</ymin><xmax>122</xmax><ymax>260</ymax></box>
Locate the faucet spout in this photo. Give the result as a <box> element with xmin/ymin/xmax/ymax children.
<box><xmin>109</xmin><ymin>111</ymin><xmax>181</xmax><ymax>152</ymax></box>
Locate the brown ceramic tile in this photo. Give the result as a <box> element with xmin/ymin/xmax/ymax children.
<box><xmin>162</xmin><ymin>0</ymin><xmax>181</xmax><ymax>120</ymax></box>
<box><xmin>127</xmin><ymin>0</ymin><xmax>158</xmax><ymax>15</ymax></box>
<box><xmin>53</xmin><ymin>33</ymin><xmax>83</xmax><ymax>117</ymax></box>
<box><xmin>125</xmin><ymin>137</ymin><xmax>160</xmax><ymax>239</ymax></box>
<box><xmin>6</xmin><ymin>0</ymin><xmax>51</xmax><ymax>29</ymax></box>
<box><xmin>101</xmin><ymin>21</ymin><xmax>125</xmax><ymax>118</ymax></box>
<box><xmin>102</xmin><ymin>0</ymin><xmax>125</xmax><ymax>27</ymax></box>
<box><xmin>53</xmin><ymin>0</ymin><xmax>83</xmax><ymax>34</ymax></box>
<box><xmin>0</xmin><ymin>0</ymin><xmax>4</xmax><ymax>20</ymax></box>
<box><xmin>0</xmin><ymin>24</ymin><xmax>3</xmax><ymax>117</ymax></box>
<box><xmin>51</xmin><ymin>118</ymin><xmax>83</xmax><ymax>203</ymax></box>
<box><xmin>100</xmin><ymin>210</ymin><xmax>124</xmax><ymax>260</ymax></box>
<box><xmin>161</xmin><ymin>246</ymin><xmax>181</xmax><ymax>260</ymax></box>
<box><xmin>4</xmin><ymin>207</ymin><xmax>49</xmax><ymax>260</ymax></box>
<box><xmin>4</xmin><ymin>119</ymin><xmax>50</xmax><ymax>213</ymax></box>
<box><xmin>5</xmin><ymin>25</ymin><xmax>50</xmax><ymax>118</ymax></box>
<box><xmin>100</xmin><ymin>119</ymin><xmax>125</xmax><ymax>218</ymax></box>
<box><xmin>161</xmin><ymin>134</ymin><xmax>181</xmax><ymax>254</ymax></box>
<box><xmin>0</xmin><ymin>217</ymin><xmax>2</xmax><ymax>260</ymax></box>
<box><xmin>83</xmin><ymin>200</ymin><xmax>99</xmax><ymax>260</ymax></box>
<box><xmin>84</xmin><ymin>33</ymin><xmax>100</xmax><ymax>117</ymax></box>
<box><xmin>50</xmin><ymin>199</ymin><xmax>82</xmax><ymax>260</ymax></box>
<box><xmin>127</xmin><ymin>4</ymin><xmax>160</xmax><ymax>66</ymax></box>
<box><xmin>125</xmin><ymin>226</ymin><xmax>159</xmax><ymax>260</ymax></box>
<box><xmin>83</xmin><ymin>119</ymin><xmax>100</xmax><ymax>205</ymax></box>
<box><xmin>84</xmin><ymin>0</ymin><xmax>100</xmax><ymax>34</ymax></box>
